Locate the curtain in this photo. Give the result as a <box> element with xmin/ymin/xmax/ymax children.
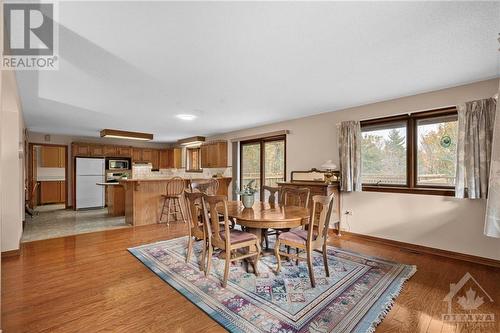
<box><xmin>338</xmin><ymin>120</ymin><xmax>362</xmax><ymax>192</ymax></box>
<box><xmin>485</xmin><ymin>93</ymin><xmax>500</xmax><ymax>237</ymax></box>
<box><xmin>455</xmin><ymin>98</ymin><xmax>497</xmax><ymax>199</ymax></box>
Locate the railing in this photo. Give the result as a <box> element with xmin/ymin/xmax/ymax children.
<box><xmin>417</xmin><ymin>174</ymin><xmax>456</xmax><ymax>186</ymax></box>
<box><xmin>362</xmin><ymin>174</ymin><xmax>456</xmax><ymax>186</ymax></box>
<box><xmin>241</xmin><ymin>173</ymin><xmax>284</xmax><ymax>188</ymax></box>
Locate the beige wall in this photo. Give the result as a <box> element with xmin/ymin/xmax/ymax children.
<box><xmin>211</xmin><ymin>79</ymin><xmax>500</xmax><ymax>261</ymax></box>
<box><xmin>1</xmin><ymin>70</ymin><xmax>25</xmax><ymax>252</ymax></box>
<box><xmin>27</xmin><ymin>132</ymin><xmax>170</xmax><ymax>205</ymax></box>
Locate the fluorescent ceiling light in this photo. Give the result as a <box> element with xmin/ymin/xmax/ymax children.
<box><xmin>177</xmin><ymin>136</ymin><xmax>206</xmax><ymax>145</ymax></box>
<box><xmin>102</xmin><ymin>135</ymin><xmax>151</xmax><ymax>141</ymax></box>
<box><xmin>176</xmin><ymin>114</ymin><xmax>197</xmax><ymax>121</ymax></box>
<box><xmin>100</xmin><ymin>129</ymin><xmax>153</xmax><ymax>141</ymax></box>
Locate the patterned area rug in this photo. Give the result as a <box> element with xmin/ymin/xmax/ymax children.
<box><xmin>129</xmin><ymin>237</ymin><xmax>416</xmax><ymax>333</ymax></box>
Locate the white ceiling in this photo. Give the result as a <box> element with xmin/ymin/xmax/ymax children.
<box><xmin>18</xmin><ymin>1</ymin><xmax>500</xmax><ymax>142</ymax></box>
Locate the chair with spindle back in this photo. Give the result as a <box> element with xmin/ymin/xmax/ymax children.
<box><xmin>160</xmin><ymin>177</ymin><xmax>187</xmax><ymax>225</ymax></box>
<box><xmin>184</xmin><ymin>191</ymin><xmax>208</xmax><ymax>271</ymax></box>
<box><xmin>202</xmin><ymin>195</ymin><xmax>261</xmax><ymax>287</ymax></box>
<box><xmin>275</xmin><ymin>194</ymin><xmax>335</xmax><ymax>288</ymax></box>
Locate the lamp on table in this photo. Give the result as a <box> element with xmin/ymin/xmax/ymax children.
<box><xmin>321</xmin><ymin>160</ymin><xmax>338</xmax><ymax>184</ymax></box>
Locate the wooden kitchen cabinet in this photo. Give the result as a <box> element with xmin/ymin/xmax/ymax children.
<box><xmin>117</xmin><ymin>146</ymin><xmax>132</xmax><ymax>157</ymax></box>
<box><xmin>132</xmin><ymin>148</ymin><xmax>143</xmax><ymax>162</ymax></box>
<box><xmin>167</xmin><ymin>149</ymin><xmax>173</xmax><ymax>168</ymax></box>
<box><xmin>41</xmin><ymin>146</ymin><xmax>65</xmax><ymax>167</ymax></box>
<box><xmin>142</xmin><ymin>149</ymin><xmax>152</xmax><ymax>162</ymax></box>
<box><xmin>90</xmin><ymin>144</ymin><xmax>105</xmax><ymax>157</ymax></box>
<box><xmin>71</xmin><ymin>143</ymin><xmax>184</xmax><ymax>171</ymax></box>
<box><xmin>174</xmin><ymin>148</ymin><xmax>183</xmax><ymax>168</ymax></box>
<box><xmin>72</xmin><ymin>143</ymin><xmax>90</xmax><ymax>157</ymax></box>
<box><xmin>104</xmin><ymin>145</ymin><xmax>117</xmax><ymax>156</ymax></box>
<box><xmin>200</xmin><ymin>146</ymin><xmax>209</xmax><ymax>169</ymax></box>
<box><xmin>40</xmin><ymin>181</ymin><xmax>66</xmax><ymax>204</ymax></box>
<box><xmin>132</xmin><ymin>148</ymin><xmax>161</xmax><ymax>167</ymax></box>
<box><xmin>167</xmin><ymin>148</ymin><xmax>182</xmax><ymax>168</ymax></box>
<box><xmin>159</xmin><ymin>150</ymin><xmax>168</xmax><ymax>169</ymax></box>
<box><xmin>59</xmin><ymin>148</ymin><xmax>65</xmax><ymax>167</ymax></box>
<box><xmin>40</xmin><ymin>146</ymin><xmax>58</xmax><ymax>167</ymax></box>
<box><xmin>201</xmin><ymin>141</ymin><xmax>227</xmax><ymax>168</ymax></box>
<box><xmin>151</xmin><ymin>149</ymin><xmax>160</xmax><ymax>170</ymax></box>
<box><xmin>59</xmin><ymin>181</ymin><xmax>66</xmax><ymax>202</ymax></box>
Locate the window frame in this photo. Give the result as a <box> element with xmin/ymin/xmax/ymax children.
<box><xmin>361</xmin><ymin>107</ymin><xmax>457</xmax><ymax>196</ymax></box>
<box><xmin>185</xmin><ymin>147</ymin><xmax>202</xmax><ymax>173</ymax></box>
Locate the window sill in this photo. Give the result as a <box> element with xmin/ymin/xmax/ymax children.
<box><xmin>362</xmin><ymin>185</ymin><xmax>455</xmax><ymax>196</ymax></box>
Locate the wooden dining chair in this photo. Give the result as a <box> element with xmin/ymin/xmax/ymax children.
<box><xmin>274</xmin><ymin>194</ymin><xmax>335</xmax><ymax>288</ymax></box>
<box><xmin>279</xmin><ymin>187</ymin><xmax>311</xmax><ymax>255</ymax></box>
<box><xmin>202</xmin><ymin>195</ymin><xmax>261</xmax><ymax>287</ymax></box>
<box><xmin>184</xmin><ymin>191</ymin><xmax>208</xmax><ymax>271</ymax></box>
<box><xmin>281</xmin><ymin>187</ymin><xmax>310</xmax><ymax>208</ymax></box>
<box><xmin>190</xmin><ymin>178</ymin><xmax>232</xmax><ymax>228</ymax></box>
<box><xmin>190</xmin><ymin>178</ymin><xmax>220</xmax><ymax>195</ymax></box>
<box><xmin>160</xmin><ymin>177</ymin><xmax>187</xmax><ymax>225</ymax></box>
<box><xmin>261</xmin><ymin>185</ymin><xmax>281</xmax><ymax>249</ymax></box>
<box><xmin>262</xmin><ymin>185</ymin><xmax>281</xmax><ymax>205</ymax></box>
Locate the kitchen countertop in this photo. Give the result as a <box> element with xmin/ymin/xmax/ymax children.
<box><xmin>119</xmin><ymin>177</ymin><xmax>231</xmax><ymax>183</ymax></box>
<box><xmin>96</xmin><ymin>182</ymin><xmax>123</xmax><ymax>186</ymax></box>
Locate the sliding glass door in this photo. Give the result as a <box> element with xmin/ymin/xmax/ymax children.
<box><xmin>241</xmin><ymin>142</ymin><xmax>262</xmax><ymax>200</ymax></box>
<box><xmin>240</xmin><ymin>136</ymin><xmax>286</xmax><ymax>201</ymax></box>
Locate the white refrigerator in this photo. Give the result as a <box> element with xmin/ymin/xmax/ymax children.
<box><xmin>76</xmin><ymin>157</ymin><xmax>105</xmax><ymax>209</ymax></box>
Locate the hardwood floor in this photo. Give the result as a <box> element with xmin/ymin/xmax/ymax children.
<box><xmin>2</xmin><ymin>223</ymin><xmax>499</xmax><ymax>332</ymax></box>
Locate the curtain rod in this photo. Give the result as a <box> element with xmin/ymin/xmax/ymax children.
<box><xmin>230</xmin><ymin>130</ymin><xmax>289</xmax><ymax>143</ymax></box>
<box><xmin>336</xmin><ymin>105</ymin><xmax>458</xmax><ymax>125</ymax></box>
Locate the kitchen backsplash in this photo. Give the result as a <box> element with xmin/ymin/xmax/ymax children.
<box><xmin>132</xmin><ymin>164</ymin><xmax>231</xmax><ymax>179</ymax></box>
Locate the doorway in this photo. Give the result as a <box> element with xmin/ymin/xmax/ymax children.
<box><xmin>28</xmin><ymin>143</ymin><xmax>69</xmax><ymax>212</ymax></box>
<box><xmin>240</xmin><ymin>135</ymin><xmax>286</xmax><ymax>201</ymax></box>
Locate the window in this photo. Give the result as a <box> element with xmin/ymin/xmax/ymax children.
<box><xmin>240</xmin><ymin>136</ymin><xmax>286</xmax><ymax>200</ymax></box>
<box><xmin>360</xmin><ymin>107</ymin><xmax>458</xmax><ymax>195</ymax></box>
<box><xmin>416</xmin><ymin>114</ymin><xmax>458</xmax><ymax>187</ymax></box>
<box><xmin>361</xmin><ymin>121</ymin><xmax>407</xmax><ymax>185</ymax></box>
<box><xmin>186</xmin><ymin>147</ymin><xmax>202</xmax><ymax>172</ymax></box>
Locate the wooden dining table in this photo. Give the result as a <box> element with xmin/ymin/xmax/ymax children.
<box><xmin>222</xmin><ymin>200</ymin><xmax>310</xmax><ymax>244</ymax></box>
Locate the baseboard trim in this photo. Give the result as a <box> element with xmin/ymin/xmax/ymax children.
<box><xmin>338</xmin><ymin>231</ymin><xmax>500</xmax><ymax>269</ymax></box>
<box><xmin>1</xmin><ymin>248</ymin><xmax>21</xmax><ymax>258</ymax></box>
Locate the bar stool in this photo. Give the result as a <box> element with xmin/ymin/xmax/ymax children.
<box><xmin>160</xmin><ymin>177</ymin><xmax>187</xmax><ymax>225</ymax></box>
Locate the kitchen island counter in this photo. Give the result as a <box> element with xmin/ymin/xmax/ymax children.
<box><xmin>119</xmin><ymin>177</ymin><xmax>232</xmax><ymax>226</ymax></box>
<box><xmin>97</xmin><ymin>182</ymin><xmax>125</xmax><ymax>216</ymax></box>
